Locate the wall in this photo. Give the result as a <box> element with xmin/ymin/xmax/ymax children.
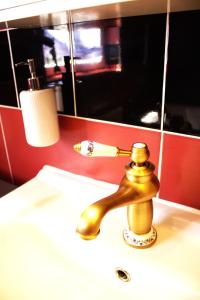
<box><xmin>0</xmin><ymin>7</ymin><xmax>200</xmax><ymax>209</ymax></box>
<box><xmin>1</xmin><ymin>106</ymin><xmax>200</xmax><ymax>209</ymax></box>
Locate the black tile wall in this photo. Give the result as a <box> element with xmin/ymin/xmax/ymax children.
<box><xmin>10</xmin><ymin>28</ymin><xmax>47</xmax><ymax>92</ymax></box>
<box><xmin>9</xmin><ymin>26</ymin><xmax>75</xmax><ymax>115</ymax></box>
<box><xmin>164</xmin><ymin>10</ymin><xmax>200</xmax><ymax>136</ymax></box>
<box><xmin>73</xmin><ymin>14</ymin><xmax>166</xmax><ymax>129</ymax></box>
<box><xmin>0</xmin><ymin>30</ymin><xmax>17</xmax><ymax>107</ymax></box>
<box><xmin>0</xmin><ymin>9</ymin><xmax>200</xmax><ymax>137</ymax></box>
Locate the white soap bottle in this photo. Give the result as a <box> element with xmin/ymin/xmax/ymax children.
<box><xmin>19</xmin><ymin>58</ymin><xmax>60</xmax><ymax>147</ymax></box>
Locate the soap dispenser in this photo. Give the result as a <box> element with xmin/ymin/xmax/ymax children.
<box><xmin>17</xmin><ymin>58</ymin><xmax>60</xmax><ymax>147</ymax></box>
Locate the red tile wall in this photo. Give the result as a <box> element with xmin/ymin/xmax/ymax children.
<box><xmin>159</xmin><ymin>133</ymin><xmax>200</xmax><ymax>209</ymax></box>
<box><xmin>0</xmin><ymin>106</ymin><xmax>160</xmax><ymax>186</ymax></box>
<box><xmin>0</xmin><ymin>106</ymin><xmax>200</xmax><ymax>209</ymax></box>
<box><xmin>0</xmin><ymin>112</ymin><xmax>13</xmax><ymax>182</ymax></box>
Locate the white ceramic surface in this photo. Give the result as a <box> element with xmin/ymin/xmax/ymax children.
<box><xmin>0</xmin><ymin>165</ymin><xmax>200</xmax><ymax>300</ymax></box>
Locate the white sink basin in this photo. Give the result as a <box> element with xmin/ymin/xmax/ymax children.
<box><xmin>0</xmin><ymin>166</ymin><xmax>200</xmax><ymax>300</ymax></box>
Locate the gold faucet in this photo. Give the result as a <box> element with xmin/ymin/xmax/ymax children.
<box><xmin>74</xmin><ymin>141</ymin><xmax>159</xmax><ymax>249</ymax></box>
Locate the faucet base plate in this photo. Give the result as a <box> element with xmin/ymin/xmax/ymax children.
<box><xmin>123</xmin><ymin>226</ymin><xmax>157</xmax><ymax>249</ymax></box>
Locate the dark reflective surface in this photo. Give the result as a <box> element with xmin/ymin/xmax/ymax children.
<box><xmin>73</xmin><ymin>14</ymin><xmax>166</xmax><ymax>129</ymax></box>
<box><xmin>1</xmin><ymin>8</ymin><xmax>200</xmax><ymax>137</ymax></box>
<box><xmin>9</xmin><ymin>25</ymin><xmax>75</xmax><ymax>115</ymax></box>
<box><xmin>164</xmin><ymin>10</ymin><xmax>200</xmax><ymax>136</ymax></box>
<box><xmin>0</xmin><ymin>30</ymin><xmax>17</xmax><ymax>107</ymax></box>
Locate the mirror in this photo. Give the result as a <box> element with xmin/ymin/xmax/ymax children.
<box><xmin>9</xmin><ymin>24</ymin><xmax>75</xmax><ymax>115</ymax></box>
<box><xmin>0</xmin><ymin>0</ymin><xmax>200</xmax><ymax>135</ymax></box>
<box><xmin>0</xmin><ymin>28</ymin><xmax>18</xmax><ymax>107</ymax></box>
<box><xmin>72</xmin><ymin>14</ymin><xmax>165</xmax><ymax>129</ymax></box>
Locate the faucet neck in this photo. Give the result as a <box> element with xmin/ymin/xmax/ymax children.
<box><xmin>125</xmin><ymin>161</ymin><xmax>155</xmax><ymax>183</ymax></box>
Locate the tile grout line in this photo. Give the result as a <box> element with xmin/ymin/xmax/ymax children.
<box><xmin>68</xmin><ymin>11</ymin><xmax>77</xmax><ymax>116</ymax></box>
<box><xmin>0</xmin><ymin>113</ymin><xmax>15</xmax><ymax>184</ymax></box>
<box><xmin>58</xmin><ymin>113</ymin><xmax>200</xmax><ymax>139</ymax></box>
<box><xmin>163</xmin><ymin>130</ymin><xmax>200</xmax><ymax>140</ymax></box>
<box><xmin>6</xmin><ymin>23</ymin><xmax>20</xmax><ymax>108</ymax></box>
<box><xmin>157</xmin><ymin>1</ymin><xmax>170</xmax><ymax>195</ymax></box>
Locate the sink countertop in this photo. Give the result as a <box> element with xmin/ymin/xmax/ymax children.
<box><xmin>0</xmin><ymin>165</ymin><xmax>200</xmax><ymax>300</ymax></box>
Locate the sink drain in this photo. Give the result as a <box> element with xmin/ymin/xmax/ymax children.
<box><xmin>115</xmin><ymin>268</ymin><xmax>131</xmax><ymax>282</ymax></box>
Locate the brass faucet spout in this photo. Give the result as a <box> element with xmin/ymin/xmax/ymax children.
<box><xmin>76</xmin><ymin>173</ymin><xmax>159</xmax><ymax>240</ymax></box>
<box><xmin>76</xmin><ymin>189</ymin><xmax>125</xmax><ymax>240</ymax></box>
<box><xmin>76</xmin><ymin>187</ymin><xmax>131</xmax><ymax>240</ymax></box>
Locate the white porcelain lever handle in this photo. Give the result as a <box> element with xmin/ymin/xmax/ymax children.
<box><xmin>73</xmin><ymin>140</ymin><xmax>131</xmax><ymax>157</ymax></box>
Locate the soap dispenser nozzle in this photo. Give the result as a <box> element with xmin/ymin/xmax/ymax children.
<box><xmin>15</xmin><ymin>58</ymin><xmax>40</xmax><ymax>91</ymax></box>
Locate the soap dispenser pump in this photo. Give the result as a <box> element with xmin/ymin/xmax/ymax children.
<box><xmin>26</xmin><ymin>58</ymin><xmax>40</xmax><ymax>90</ymax></box>
<box><xmin>16</xmin><ymin>58</ymin><xmax>60</xmax><ymax>147</ymax></box>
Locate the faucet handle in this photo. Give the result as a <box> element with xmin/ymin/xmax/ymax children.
<box><xmin>73</xmin><ymin>141</ymin><xmax>150</xmax><ymax>163</ymax></box>
<box><xmin>73</xmin><ymin>140</ymin><xmax>131</xmax><ymax>157</ymax></box>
